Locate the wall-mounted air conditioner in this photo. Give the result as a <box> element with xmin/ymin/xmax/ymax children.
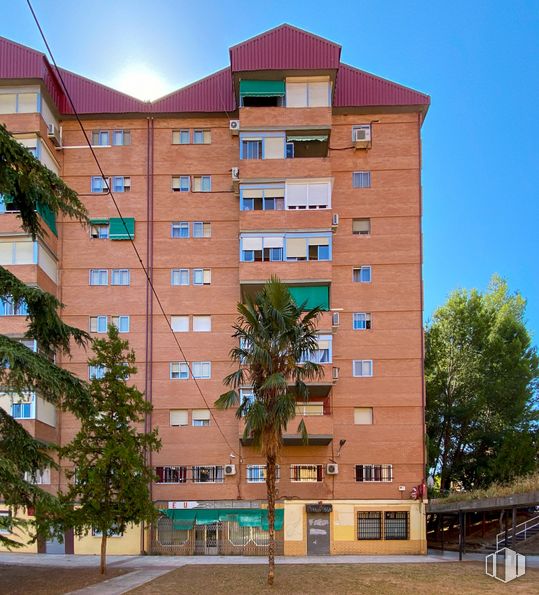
<box><xmin>353</xmin><ymin>125</ymin><xmax>371</xmax><ymax>149</ymax></box>
<box><xmin>231</xmin><ymin>167</ymin><xmax>240</xmax><ymax>180</ymax></box>
<box><xmin>332</xmin><ymin>366</ymin><xmax>340</xmax><ymax>380</ymax></box>
<box><xmin>332</xmin><ymin>312</ymin><xmax>340</xmax><ymax>327</ymax></box>
<box><xmin>229</xmin><ymin>120</ymin><xmax>240</xmax><ymax>135</ymax></box>
<box><xmin>47</xmin><ymin>123</ymin><xmax>61</xmax><ymax>147</ymax></box>
<box><xmin>224</xmin><ymin>464</ymin><xmax>236</xmax><ymax>476</ymax></box>
<box><xmin>326</xmin><ymin>463</ymin><xmax>339</xmax><ymax>475</ymax></box>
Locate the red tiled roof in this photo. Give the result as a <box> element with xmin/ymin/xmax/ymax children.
<box><xmin>151</xmin><ymin>68</ymin><xmax>235</xmax><ymax>113</ymax></box>
<box><xmin>0</xmin><ymin>27</ymin><xmax>429</xmax><ymax>115</ymax></box>
<box><xmin>230</xmin><ymin>24</ymin><xmax>341</xmax><ymax>72</ymax></box>
<box><xmin>334</xmin><ymin>63</ymin><xmax>430</xmax><ymax>107</ymax></box>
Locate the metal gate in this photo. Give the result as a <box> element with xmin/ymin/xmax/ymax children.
<box><xmin>307</xmin><ymin>512</ymin><xmax>330</xmax><ymax>555</ymax></box>
<box><xmin>194</xmin><ymin>523</ymin><xmax>219</xmax><ymax>555</ymax></box>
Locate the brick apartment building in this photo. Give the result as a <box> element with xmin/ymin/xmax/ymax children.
<box><xmin>0</xmin><ymin>25</ymin><xmax>430</xmax><ymax>556</ymax></box>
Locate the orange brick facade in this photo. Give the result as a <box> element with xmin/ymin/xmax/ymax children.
<box><xmin>0</xmin><ymin>26</ymin><xmax>429</xmax><ymax>555</ymax></box>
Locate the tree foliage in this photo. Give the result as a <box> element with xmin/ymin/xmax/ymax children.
<box><xmin>425</xmin><ymin>275</ymin><xmax>539</xmax><ymax>491</ymax></box>
<box><xmin>215</xmin><ymin>277</ymin><xmax>322</xmax><ymax>585</ymax></box>
<box><xmin>60</xmin><ymin>326</ymin><xmax>161</xmax><ymax>573</ymax></box>
<box><xmin>0</xmin><ymin>125</ymin><xmax>90</xmax><ymax>547</ymax></box>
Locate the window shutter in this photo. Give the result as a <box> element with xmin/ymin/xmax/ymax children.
<box><xmin>308</xmin><ymin>82</ymin><xmax>330</xmax><ymax>107</ymax></box>
<box><xmin>263</xmin><ymin>236</ymin><xmax>284</xmax><ymax>248</ymax></box>
<box><xmin>171</xmin><ymin>316</ymin><xmax>189</xmax><ymax>332</ymax></box>
<box><xmin>353</xmin><ymin>219</ymin><xmax>370</xmax><ymax>234</ymax></box>
<box><xmin>308</xmin><ymin>236</ymin><xmax>330</xmax><ymax>246</ymax></box>
<box><xmin>192</xmin><ymin>409</ymin><xmax>210</xmax><ymax>421</ymax></box>
<box><xmin>308</xmin><ymin>183</ymin><xmax>330</xmax><ymax>207</ymax></box>
<box><xmin>286</xmin><ymin>82</ymin><xmax>308</xmax><ymax>107</ymax></box>
<box><xmin>242</xmin><ymin>237</ymin><xmax>263</xmax><ymax>250</ymax></box>
<box><xmin>264</xmin><ymin>136</ymin><xmax>285</xmax><ymax>159</ymax></box>
<box><xmin>109</xmin><ymin>217</ymin><xmax>135</xmax><ymax>240</ymax></box>
<box><xmin>203</xmin><ymin>269</ymin><xmax>211</xmax><ymax>284</ymax></box>
<box><xmin>286</xmin><ymin>238</ymin><xmax>307</xmax><ymax>258</ymax></box>
<box><xmin>285</xmin><ymin>183</ymin><xmax>308</xmax><ymax>207</ymax></box>
<box><xmin>170</xmin><ymin>410</ymin><xmax>188</xmax><ymax>426</ymax></box>
<box><xmin>354</xmin><ymin>407</ymin><xmax>373</xmax><ymax>424</ymax></box>
<box><xmin>242</xmin><ymin>188</ymin><xmax>264</xmax><ymax>198</ymax></box>
<box><xmin>193</xmin><ymin>316</ymin><xmax>211</xmax><ymax>332</ymax></box>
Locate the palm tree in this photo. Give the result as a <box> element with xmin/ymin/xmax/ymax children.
<box><xmin>215</xmin><ymin>277</ymin><xmax>323</xmax><ymax>585</ymax></box>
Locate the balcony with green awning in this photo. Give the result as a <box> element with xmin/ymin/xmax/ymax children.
<box><xmin>109</xmin><ymin>217</ymin><xmax>135</xmax><ymax>240</ymax></box>
<box><xmin>289</xmin><ymin>285</ymin><xmax>329</xmax><ymax>311</ymax></box>
<box><xmin>239</xmin><ymin>80</ymin><xmax>286</xmax><ymax>97</ymax></box>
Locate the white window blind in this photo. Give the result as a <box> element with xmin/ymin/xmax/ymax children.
<box><xmin>0</xmin><ymin>243</ymin><xmax>12</xmax><ymax>264</ymax></box>
<box><xmin>309</xmin><ymin>237</ymin><xmax>329</xmax><ymax>246</ymax></box>
<box><xmin>242</xmin><ymin>237</ymin><xmax>263</xmax><ymax>250</ymax></box>
<box><xmin>171</xmin><ymin>316</ymin><xmax>189</xmax><ymax>332</ymax></box>
<box><xmin>286</xmin><ymin>82</ymin><xmax>308</xmax><ymax>107</ymax></box>
<box><xmin>193</xmin><ymin>316</ymin><xmax>211</xmax><ymax>332</ymax></box>
<box><xmin>286</xmin><ymin>237</ymin><xmax>307</xmax><ymax>258</ymax></box>
<box><xmin>263</xmin><ymin>236</ymin><xmax>284</xmax><ymax>248</ymax></box>
<box><xmin>170</xmin><ymin>410</ymin><xmax>188</xmax><ymax>426</ymax></box>
<box><xmin>242</xmin><ymin>188</ymin><xmax>264</xmax><ymax>198</ymax></box>
<box><xmin>308</xmin><ymin>183</ymin><xmax>330</xmax><ymax>207</ymax></box>
<box><xmin>285</xmin><ymin>183</ymin><xmax>308</xmax><ymax>207</ymax></box>
<box><xmin>354</xmin><ymin>407</ymin><xmax>373</xmax><ymax>424</ymax></box>
<box><xmin>264</xmin><ymin>136</ymin><xmax>285</xmax><ymax>159</ymax></box>
<box><xmin>14</xmin><ymin>241</ymin><xmax>34</xmax><ymax>264</ymax></box>
<box><xmin>192</xmin><ymin>409</ymin><xmax>211</xmax><ymax>421</ymax></box>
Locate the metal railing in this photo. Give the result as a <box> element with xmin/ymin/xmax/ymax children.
<box><xmin>496</xmin><ymin>514</ymin><xmax>539</xmax><ymax>549</ymax></box>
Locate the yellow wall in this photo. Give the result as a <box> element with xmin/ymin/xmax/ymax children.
<box><xmin>74</xmin><ymin>523</ymin><xmax>141</xmax><ymax>555</ymax></box>
<box><xmin>0</xmin><ymin>508</ymin><xmax>38</xmax><ymax>553</ymax></box>
<box><xmin>284</xmin><ymin>499</ymin><xmax>427</xmax><ymax>556</ymax></box>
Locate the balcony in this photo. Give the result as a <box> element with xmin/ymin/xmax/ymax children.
<box><xmin>239</xmin><ymin>209</ymin><xmax>333</xmax><ymax>232</ymax></box>
<box><xmin>239</xmin><ymin>260</ymin><xmax>332</xmax><ymax>285</ymax></box>
<box><xmin>239</xmin><ymin>107</ymin><xmax>332</xmax><ymax>130</ymax></box>
<box><xmin>240</xmin><ymin>156</ymin><xmax>331</xmax><ymax>181</ymax></box>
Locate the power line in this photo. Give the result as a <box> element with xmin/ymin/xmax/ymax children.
<box><xmin>26</xmin><ymin>0</ymin><xmax>239</xmax><ymax>457</ymax></box>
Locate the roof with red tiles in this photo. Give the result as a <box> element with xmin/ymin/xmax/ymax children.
<box><xmin>0</xmin><ymin>25</ymin><xmax>429</xmax><ymax>115</ymax></box>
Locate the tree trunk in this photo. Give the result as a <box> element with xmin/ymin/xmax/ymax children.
<box><xmin>100</xmin><ymin>533</ymin><xmax>107</xmax><ymax>575</ymax></box>
<box><xmin>266</xmin><ymin>453</ymin><xmax>276</xmax><ymax>586</ymax></box>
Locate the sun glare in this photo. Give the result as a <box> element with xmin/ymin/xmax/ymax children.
<box><xmin>109</xmin><ymin>64</ymin><xmax>174</xmax><ymax>101</ymax></box>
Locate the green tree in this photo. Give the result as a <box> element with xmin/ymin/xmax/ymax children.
<box><xmin>60</xmin><ymin>325</ymin><xmax>161</xmax><ymax>574</ymax></box>
<box><xmin>216</xmin><ymin>277</ymin><xmax>322</xmax><ymax>585</ymax></box>
<box><xmin>0</xmin><ymin>124</ymin><xmax>90</xmax><ymax>546</ymax></box>
<box><xmin>425</xmin><ymin>275</ymin><xmax>539</xmax><ymax>491</ymax></box>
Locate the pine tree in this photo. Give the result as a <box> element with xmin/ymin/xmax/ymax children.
<box><xmin>0</xmin><ymin>124</ymin><xmax>90</xmax><ymax>546</ymax></box>
<box><xmin>60</xmin><ymin>325</ymin><xmax>161</xmax><ymax>574</ymax></box>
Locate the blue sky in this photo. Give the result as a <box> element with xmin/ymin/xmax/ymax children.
<box><xmin>3</xmin><ymin>0</ymin><xmax>539</xmax><ymax>341</ymax></box>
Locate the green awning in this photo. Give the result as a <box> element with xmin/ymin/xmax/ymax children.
<box><xmin>161</xmin><ymin>508</ymin><xmax>284</xmax><ymax>531</ymax></box>
<box><xmin>36</xmin><ymin>203</ymin><xmax>57</xmax><ymax>236</ymax></box>
<box><xmin>287</xmin><ymin>135</ymin><xmax>328</xmax><ymax>142</ymax></box>
<box><xmin>90</xmin><ymin>218</ymin><xmax>109</xmax><ymax>225</ymax></box>
<box><xmin>109</xmin><ymin>217</ymin><xmax>134</xmax><ymax>240</ymax></box>
<box><xmin>0</xmin><ymin>194</ymin><xmax>14</xmax><ymax>204</ymax></box>
<box><xmin>240</xmin><ymin>80</ymin><xmax>285</xmax><ymax>97</ymax></box>
<box><xmin>289</xmin><ymin>286</ymin><xmax>329</xmax><ymax>311</ymax></box>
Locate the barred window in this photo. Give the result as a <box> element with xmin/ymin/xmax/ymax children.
<box><xmin>290</xmin><ymin>464</ymin><xmax>323</xmax><ymax>482</ymax></box>
<box><xmin>246</xmin><ymin>464</ymin><xmax>280</xmax><ymax>483</ymax></box>
<box><xmin>193</xmin><ymin>465</ymin><xmax>223</xmax><ymax>483</ymax></box>
<box><xmin>385</xmin><ymin>512</ymin><xmax>409</xmax><ymax>540</ymax></box>
<box><xmin>357</xmin><ymin>512</ymin><xmax>381</xmax><ymax>540</ymax></box>
<box><xmin>355</xmin><ymin>464</ymin><xmax>392</xmax><ymax>482</ymax></box>
<box><xmin>155</xmin><ymin>465</ymin><xmax>187</xmax><ymax>484</ymax></box>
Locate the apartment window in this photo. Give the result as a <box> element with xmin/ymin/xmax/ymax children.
<box><xmin>112</xmin><ymin>176</ymin><xmax>130</xmax><ymax>193</ymax></box>
<box><xmin>286</xmin><ymin>236</ymin><xmax>330</xmax><ymax>261</ymax></box>
<box><xmin>300</xmin><ymin>335</ymin><xmax>332</xmax><ymax>364</ymax></box>
<box><xmin>0</xmin><ymin>193</ymin><xmax>19</xmax><ymax>213</ymax></box>
<box><xmin>355</xmin><ymin>464</ymin><xmax>393</xmax><ymax>482</ymax></box>
<box><xmin>240</xmin><ymin>185</ymin><xmax>285</xmax><ymax>211</ymax></box>
<box><xmin>90</xmin><ymin>315</ymin><xmax>108</xmax><ymax>333</ymax></box>
<box><xmin>354</xmin><ymin>407</ymin><xmax>373</xmax><ymax>425</ymax></box>
<box><xmin>156</xmin><ymin>466</ymin><xmax>187</xmax><ymax>483</ymax></box>
<box><xmin>353</xmin><ymin>312</ymin><xmax>372</xmax><ymax>330</ymax></box>
<box><xmin>286</xmin><ymin>79</ymin><xmax>331</xmax><ymax>108</ymax></box>
<box><xmin>112</xmin><ymin>130</ymin><xmax>131</xmax><ymax>146</ymax></box>
<box><xmin>24</xmin><ymin>467</ymin><xmax>51</xmax><ymax>485</ymax></box>
<box><xmin>0</xmin><ymin>296</ymin><xmax>28</xmax><ymax>316</ymax></box>
<box><xmin>172</xmin><ymin>130</ymin><xmax>190</xmax><ymax>144</ymax></box>
<box><xmin>192</xmin><ymin>409</ymin><xmax>210</xmax><ymax>427</ymax></box>
<box><xmin>90</xmin><ymin>223</ymin><xmax>109</xmax><ymax>239</ymax></box>
<box><xmin>193</xmin><ymin>130</ymin><xmax>211</xmax><ymax>144</ymax></box>
<box><xmin>290</xmin><ymin>464</ymin><xmax>323</xmax><ymax>482</ymax></box>
<box><xmin>353</xmin><ymin>266</ymin><xmax>371</xmax><ymax>283</ymax></box>
<box><xmin>353</xmin><ymin>219</ymin><xmax>371</xmax><ymax>235</ymax></box>
<box><xmin>193</xmin><ymin>466</ymin><xmax>223</xmax><ymax>483</ymax></box>
<box><xmin>170</xmin><ymin>362</ymin><xmax>189</xmax><ymax>380</ymax></box>
<box><xmin>192</xmin><ymin>361</ymin><xmax>211</xmax><ymax>379</ymax></box>
<box><xmin>352</xmin><ymin>171</ymin><xmax>371</xmax><ymax>189</ymax></box>
<box><xmin>170</xmin><ymin>409</ymin><xmax>188</xmax><ymax>427</ymax></box>
<box><xmin>193</xmin><ymin>315</ymin><xmax>211</xmax><ymax>332</ymax></box>
<box><xmin>285</xmin><ymin>180</ymin><xmax>331</xmax><ymax>209</ymax></box>
<box><xmin>357</xmin><ymin>512</ymin><xmax>382</xmax><ymax>540</ymax></box>
<box><xmin>295</xmin><ymin>402</ymin><xmax>325</xmax><ymax>416</ymax></box>
<box><xmin>171</xmin><ymin>269</ymin><xmax>189</xmax><ymax>286</ymax></box>
<box><xmin>91</xmin><ymin>176</ymin><xmax>109</xmax><ymax>193</ymax></box>
<box><xmin>11</xmin><ymin>395</ymin><xmax>33</xmax><ymax>419</ymax></box>
<box><xmin>92</xmin><ymin>130</ymin><xmax>109</xmax><ymax>146</ymax></box>
<box><xmin>193</xmin><ymin>222</ymin><xmax>211</xmax><ymax>238</ymax></box>
<box><xmin>193</xmin><ymin>176</ymin><xmax>211</xmax><ymax>192</ymax></box>
<box><xmin>0</xmin><ymin>511</ymin><xmax>12</xmax><ymax>534</ymax></box>
<box><xmin>192</xmin><ymin>269</ymin><xmax>211</xmax><ymax>286</ymax></box>
<box><xmin>353</xmin><ymin>360</ymin><xmax>373</xmax><ymax>377</ymax></box>
<box><xmin>171</xmin><ymin>315</ymin><xmax>189</xmax><ymax>332</ymax></box>
<box><xmin>172</xmin><ymin>176</ymin><xmax>190</xmax><ymax>192</ymax></box>
<box><xmin>171</xmin><ymin>222</ymin><xmax>189</xmax><ymax>238</ymax></box>
<box><xmin>89</xmin><ymin>365</ymin><xmax>106</xmax><ymax>380</ymax></box>
<box><xmin>111</xmin><ymin>269</ymin><xmax>130</xmax><ymax>286</ymax></box>
<box><xmin>246</xmin><ymin>465</ymin><xmax>280</xmax><ymax>483</ymax></box>
<box><xmin>241</xmin><ymin>139</ymin><xmax>262</xmax><ymax>160</ymax></box>
<box><xmin>89</xmin><ymin>269</ymin><xmax>108</xmax><ymax>286</ymax></box>
<box><xmin>0</xmin><ymin>92</ymin><xmax>38</xmax><ymax>114</ymax></box>
<box><xmin>307</xmin><ymin>238</ymin><xmax>330</xmax><ymax>261</ymax></box>
<box><xmin>385</xmin><ymin>512</ymin><xmax>409</xmax><ymax>540</ymax></box>
<box><xmin>111</xmin><ymin>315</ymin><xmax>130</xmax><ymax>333</ymax></box>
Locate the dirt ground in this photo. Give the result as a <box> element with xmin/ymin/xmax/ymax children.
<box><xmin>129</xmin><ymin>563</ymin><xmax>539</xmax><ymax>595</ymax></box>
<box><xmin>0</xmin><ymin>564</ymin><xmax>128</xmax><ymax>595</ymax></box>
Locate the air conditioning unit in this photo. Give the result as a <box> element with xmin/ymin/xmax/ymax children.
<box><xmin>398</xmin><ymin>485</ymin><xmax>406</xmax><ymax>492</ymax></box>
<box><xmin>231</xmin><ymin>167</ymin><xmax>240</xmax><ymax>180</ymax></box>
<box><xmin>123</xmin><ymin>178</ymin><xmax>131</xmax><ymax>191</ymax></box>
<box><xmin>224</xmin><ymin>464</ymin><xmax>236</xmax><ymax>476</ymax></box>
<box><xmin>332</xmin><ymin>213</ymin><xmax>339</xmax><ymax>227</ymax></box>
<box><xmin>353</xmin><ymin>125</ymin><xmax>371</xmax><ymax>149</ymax></box>
<box><xmin>47</xmin><ymin>123</ymin><xmax>61</xmax><ymax>146</ymax></box>
<box><xmin>229</xmin><ymin>120</ymin><xmax>240</xmax><ymax>135</ymax></box>
<box><xmin>326</xmin><ymin>463</ymin><xmax>339</xmax><ymax>475</ymax></box>
<box><xmin>332</xmin><ymin>312</ymin><xmax>340</xmax><ymax>327</ymax></box>
<box><xmin>332</xmin><ymin>366</ymin><xmax>340</xmax><ymax>380</ymax></box>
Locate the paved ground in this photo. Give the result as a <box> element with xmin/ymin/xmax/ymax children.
<box><xmin>0</xmin><ymin>552</ymin><xmax>537</xmax><ymax>595</ymax></box>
